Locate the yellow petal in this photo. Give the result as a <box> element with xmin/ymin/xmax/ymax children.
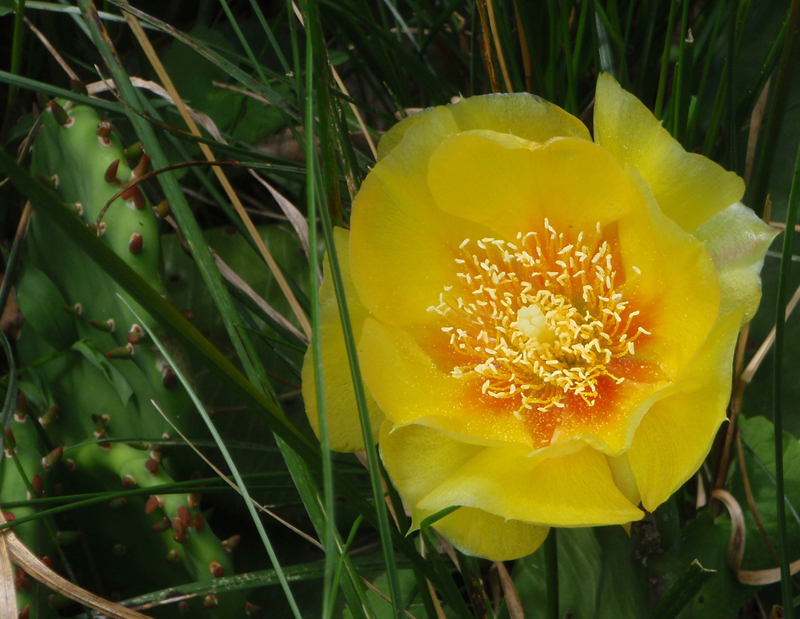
<box><xmin>350</xmin><ymin>108</ymin><xmax>495</xmax><ymax>328</ymax></box>
<box><xmin>617</xmin><ymin>166</ymin><xmax>721</xmax><ymax>380</ymax></box>
<box><xmin>377</xmin><ymin>108</ymin><xmax>436</xmax><ymax>160</ymax></box>
<box><xmin>594</xmin><ymin>73</ymin><xmax>744</xmax><ymax>232</ymax></box>
<box><xmin>301</xmin><ymin>227</ymin><xmax>385</xmax><ymax>452</ymax></box>
<box><xmin>379</xmin><ymin>420</ymin><xmax>550</xmax><ymax>561</ymax></box>
<box><xmin>417</xmin><ymin>443</ymin><xmax>644</xmax><ymax>526</ymax></box>
<box><xmin>360</xmin><ymin>318</ymin><xmax>535</xmax><ymax>447</ymax></box>
<box><xmin>377</xmin><ymin>92</ymin><xmax>591</xmax><ymax>161</ymax></box>
<box><xmin>627</xmin><ymin>306</ymin><xmax>743</xmax><ymax>512</ymax></box>
<box><xmin>427</xmin><ymin>131</ymin><xmax>632</xmax><ymax>241</ymax></box>
<box><xmin>693</xmin><ymin>202</ymin><xmax>778</xmax><ymax>323</ymax></box>
<box><xmin>432</xmin><ymin>507</ymin><xmax>550</xmax><ymax>561</ymax></box>
<box><xmin>379</xmin><ymin>420</ymin><xmax>483</xmax><ymax>506</ymax></box>
<box><xmin>448</xmin><ymin>92</ymin><xmax>591</xmax><ymax>143</ymax></box>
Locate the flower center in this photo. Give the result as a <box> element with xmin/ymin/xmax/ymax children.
<box><xmin>428</xmin><ymin>220</ymin><xmax>648</xmax><ymax>420</ymax></box>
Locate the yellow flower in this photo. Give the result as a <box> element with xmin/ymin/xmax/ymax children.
<box><xmin>302</xmin><ymin>74</ymin><xmax>777</xmax><ymax>561</ymax></box>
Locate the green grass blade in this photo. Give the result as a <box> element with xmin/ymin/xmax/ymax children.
<box><xmin>303</xmin><ymin>10</ymin><xmax>339</xmax><ymax>618</ymax></box>
<box><xmin>773</xmin><ymin>108</ymin><xmax>800</xmax><ymax>619</ymax></box>
<box><xmin>654</xmin><ymin>0</ymin><xmax>680</xmax><ymax>120</ymax></box>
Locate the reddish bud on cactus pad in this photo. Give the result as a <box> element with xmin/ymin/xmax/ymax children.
<box><xmin>122</xmin><ymin>474</ymin><xmax>138</xmax><ymax>489</ymax></box>
<box><xmin>130</xmin><ymin>185</ymin><xmax>146</xmax><ymax>210</ymax></box>
<box><xmin>38</xmin><ymin>405</ymin><xmax>59</xmax><ymax>428</ymax></box>
<box><xmin>104</xmin><ymin>159</ymin><xmax>120</xmax><ymax>184</ymax></box>
<box><xmin>144</xmin><ymin>458</ymin><xmax>159</xmax><ymax>475</ymax></box>
<box><xmin>42</xmin><ymin>445</ymin><xmax>64</xmax><ymax>471</ymax></box>
<box><xmin>204</xmin><ymin>595</ymin><xmax>219</xmax><ymax>608</ymax></box>
<box><xmin>31</xmin><ymin>474</ymin><xmax>43</xmax><ymax>497</ymax></box>
<box><xmin>223</xmin><ymin>534</ymin><xmax>241</xmax><ymax>552</ymax></box>
<box><xmin>209</xmin><ymin>561</ymin><xmax>225</xmax><ymax>578</ymax></box>
<box><xmin>132</xmin><ymin>153</ymin><xmax>150</xmax><ymax>178</ymax></box>
<box><xmin>48</xmin><ymin>100</ymin><xmax>69</xmax><ymax>126</ymax></box>
<box><xmin>177</xmin><ymin>505</ymin><xmax>191</xmax><ymax>527</ymax></box>
<box><xmin>96</xmin><ymin>121</ymin><xmax>112</xmax><ymax>138</ymax></box>
<box><xmin>129</xmin><ymin>233</ymin><xmax>143</xmax><ymax>254</ymax></box>
<box><xmin>145</xmin><ymin>496</ymin><xmax>161</xmax><ymax>515</ymax></box>
<box><xmin>105</xmin><ymin>345</ymin><xmax>133</xmax><ymax>360</ymax></box>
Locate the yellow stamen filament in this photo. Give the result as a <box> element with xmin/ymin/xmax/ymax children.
<box><xmin>427</xmin><ymin>221</ymin><xmax>646</xmax><ymax>420</ymax></box>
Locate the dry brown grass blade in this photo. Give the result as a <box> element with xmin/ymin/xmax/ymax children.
<box><xmin>0</xmin><ymin>511</ymin><xmax>152</xmax><ymax>619</ymax></box>
<box><xmin>512</xmin><ymin>0</ymin><xmax>533</xmax><ymax>92</ymax></box>
<box><xmin>475</xmin><ymin>0</ymin><xmax>500</xmax><ymax>93</ymax></box>
<box><xmin>745</xmin><ymin>77</ymin><xmax>771</xmax><ymax>185</ymax></box>
<box><xmin>117</xmin><ymin>2</ymin><xmax>312</xmax><ymax>340</ymax></box>
<box><xmin>248</xmin><ymin>171</ymin><xmax>314</xmax><ymax>263</ymax></box>
<box><xmin>25</xmin><ymin>17</ymin><xmax>79</xmax><ymax>81</ymax></box>
<box><xmin>0</xmin><ymin>512</ymin><xmax>15</xmax><ymax>619</ymax></box>
<box><xmin>740</xmin><ymin>281</ymin><xmax>800</xmax><ymax>386</ymax></box>
<box><xmin>211</xmin><ymin>250</ymin><xmax>309</xmax><ymax>344</ymax></box>
<box><xmin>485</xmin><ymin>0</ymin><xmax>514</xmax><ymax>92</ymax></box>
<box><xmin>736</xmin><ymin>431</ymin><xmax>781</xmax><ymax>565</ymax></box>
<box><xmin>712</xmin><ymin>489</ymin><xmax>800</xmax><ymax>586</ymax></box>
<box><xmin>493</xmin><ymin>561</ymin><xmax>524</xmax><ymax>619</ymax></box>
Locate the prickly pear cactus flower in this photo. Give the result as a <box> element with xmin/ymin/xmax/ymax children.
<box><xmin>302</xmin><ymin>74</ymin><xmax>777</xmax><ymax>560</ymax></box>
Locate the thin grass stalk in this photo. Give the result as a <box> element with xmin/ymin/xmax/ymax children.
<box><xmin>745</xmin><ymin>0</ymin><xmax>800</xmax><ymax>217</ymax></box>
<box><xmin>702</xmin><ymin>58</ymin><xmax>728</xmax><ymax>157</ymax></box>
<box><xmin>772</xmin><ymin>107</ymin><xmax>800</xmax><ymax>619</ymax></box>
<box><xmin>725</xmin><ymin>0</ymin><xmax>738</xmax><ymax>172</ymax></box>
<box><xmin>671</xmin><ymin>0</ymin><xmax>691</xmax><ymax>139</ymax></box>
<box><xmin>303</xmin><ymin>14</ymin><xmax>338</xmax><ymax>618</ymax></box>
<box><xmin>571</xmin><ymin>0</ymin><xmax>591</xmax><ymax>77</ymax></box>
<box><xmin>655</xmin><ymin>0</ymin><xmax>680</xmax><ymax>120</ymax></box>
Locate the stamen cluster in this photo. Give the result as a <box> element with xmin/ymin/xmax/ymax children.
<box><xmin>428</xmin><ymin>220</ymin><xmax>648</xmax><ymax>419</ymax></box>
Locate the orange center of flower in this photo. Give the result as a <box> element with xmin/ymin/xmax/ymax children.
<box><xmin>428</xmin><ymin>219</ymin><xmax>648</xmax><ymax>421</ymax></box>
